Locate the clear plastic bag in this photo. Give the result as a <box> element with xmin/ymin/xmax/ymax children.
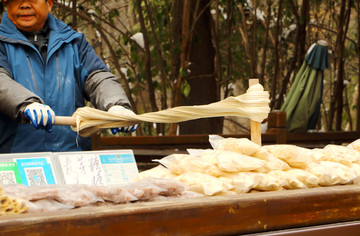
<box><xmin>306</xmin><ymin>161</ymin><xmax>356</xmax><ymax>186</ymax></box>
<box><xmin>175</xmin><ymin>172</ymin><xmax>234</xmax><ymax>196</ymax></box>
<box><xmin>311</xmin><ymin>145</ymin><xmax>360</xmax><ymax>166</ymax></box>
<box><xmin>252</xmin><ymin>149</ymin><xmax>291</xmax><ymax>171</ymax></box>
<box><xmin>245</xmin><ymin>172</ymin><xmax>282</xmax><ymax>191</ymax></box>
<box><xmin>285</xmin><ymin>168</ymin><xmax>320</xmax><ymax>188</ymax></box>
<box><xmin>209</xmin><ymin>135</ymin><xmax>261</xmax><ymax>156</ymax></box>
<box><xmin>135</xmin><ymin>165</ymin><xmax>177</xmax><ymax>181</ymax></box>
<box><xmin>201</xmin><ymin>149</ymin><xmax>271</xmax><ymax>173</ymax></box>
<box><xmin>83</xmin><ymin>185</ymin><xmax>137</xmax><ymax>203</ymax></box>
<box><xmin>268</xmin><ymin>170</ymin><xmax>307</xmax><ymax>190</ymax></box>
<box><xmin>136</xmin><ymin>177</ymin><xmax>188</xmax><ymax>197</ymax></box>
<box><xmin>26</xmin><ymin>199</ymin><xmax>73</xmax><ymax>213</ymax></box>
<box><xmin>219</xmin><ymin>173</ymin><xmax>255</xmax><ymax>193</ymax></box>
<box><xmin>124</xmin><ymin>181</ymin><xmax>165</xmax><ymax>200</ymax></box>
<box><xmin>53</xmin><ymin>185</ymin><xmax>104</xmax><ymax>207</ymax></box>
<box><xmin>262</xmin><ymin>145</ymin><xmax>313</xmax><ymax>169</ymax></box>
<box><xmin>154</xmin><ymin>154</ymin><xmax>222</xmax><ymax>176</ymax></box>
<box><xmin>4</xmin><ymin>184</ymin><xmax>104</xmax><ymax>208</ymax></box>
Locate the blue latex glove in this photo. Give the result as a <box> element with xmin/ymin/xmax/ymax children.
<box><xmin>24</xmin><ymin>102</ymin><xmax>55</xmax><ymax>132</ymax></box>
<box><xmin>108</xmin><ymin>105</ymin><xmax>137</xmax><ymax>134</ymax></box>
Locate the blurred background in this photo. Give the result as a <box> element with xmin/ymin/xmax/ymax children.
<box><xmin>2</xmin><ymin>0</ymin><xmax>358</xmax><ymax>136</ymax></box>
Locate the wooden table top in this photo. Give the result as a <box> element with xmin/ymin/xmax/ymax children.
<box><xmin>1</xmin><ymin>184</ymin><xmax>360</xmax><ymax>235</ymax></box>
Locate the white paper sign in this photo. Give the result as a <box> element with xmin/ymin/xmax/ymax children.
<box><xmin>58</xmin><ymin>153</ymin><xmax>105</xmax><ymax>186</ymax></box>
<box><xmin>57</xmin><ymin>150</ymin><xmax>138</xmax><ymax>186</ymax></box>
<box><xmin>99</xmin><ymin>150</ymin><xmax>139</xmax><ymax>185</ymax></box>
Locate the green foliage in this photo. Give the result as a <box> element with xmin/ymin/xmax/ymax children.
<box><xmin>181</xmin><ymin>80</ymin><xmax>191</xmax><ymax>98</ymax></box>
<box><xmin>107</xmin><ymin>9</ymin><xmax>119</xmax><ymax>25</ymax></box>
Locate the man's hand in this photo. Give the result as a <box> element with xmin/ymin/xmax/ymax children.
<box><xmin>108</xmin><ymin>105</ymin><xmax>137</xmax><ymax>134</ymax></box>
<box><xmin>24</xmin><ymin>102</ymin><xmax>55</xmax><ymax>132</ymax></box>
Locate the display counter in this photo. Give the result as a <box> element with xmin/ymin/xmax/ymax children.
<box><xmin>1</xmin><ymin>184</ymin><xmax>360</xmax><ymax>235</ymax></box>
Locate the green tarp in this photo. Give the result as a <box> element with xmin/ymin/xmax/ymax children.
<box><xmin>280</xmin><ymin>40</ymin><xmax>330</xmax><ymax>132</ymax></box>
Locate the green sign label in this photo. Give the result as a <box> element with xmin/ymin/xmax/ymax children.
<box><xmin>0</xmin><ymin>162</ymin><xmax>22</xmax><ymax>185</ymax></box>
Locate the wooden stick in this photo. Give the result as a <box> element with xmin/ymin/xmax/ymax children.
<box><xmin>249</xmin><ymin>78</ymin><xmax>262</xmax><ymax>146</ymax></box>
<box><xmin>54</xmin><ymin>116</ymin><xmax>76</xmax><ymax>126</ymax></box>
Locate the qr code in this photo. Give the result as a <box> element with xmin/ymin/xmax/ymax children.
<box><xmin>0</xmin><ymin>171</ymin><xmax>17</xmax><ymax>185</ymax></box>
<box><xmin>24</xmin><ymin>167</ymin><xmax>47</xmax><ymax>186</ymax></box>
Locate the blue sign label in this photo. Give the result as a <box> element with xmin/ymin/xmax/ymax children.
<box><xmin>100</xmin><ymin>154</ymin><xmax>135</xmax><ymax>164</ymax></box>
<box><xmin>16</xmin><ymin>158</ymin><xmax>56</xmax><ymax>186</ymax></box>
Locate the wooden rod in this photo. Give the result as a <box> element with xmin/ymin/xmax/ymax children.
<box><xmin>249</xmin><ymin>78</ymin><xmax>262</xmax><ymax>146</ymax></box>
<box><xmin>54</xmin><ymin>116</ymin><xmax>77</xmax><ymax>126</ymax></box>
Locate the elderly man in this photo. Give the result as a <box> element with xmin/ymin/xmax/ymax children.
<box><xmin>0</xmin><ymin>0</ymin><xmax>136</xmax><ymax>153</ymax></box>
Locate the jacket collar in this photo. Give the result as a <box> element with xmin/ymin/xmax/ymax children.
<box><xmin>0</xmin><ymin>12</ymin><xmax>28</xmax><ymax>42</ymax></box>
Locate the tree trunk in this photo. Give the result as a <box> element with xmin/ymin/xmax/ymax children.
<box><xmin>273</xmin><ymin>0</ymin><xmax>309</xmax><ymax>110</ymax></box>
<box><xmin>297</xmin><ymin>0</ymin><xmax>309</xmax><ymax>65</ymax></box>
<box><xmin>179</xmin><ymin>0</ymin><xmax>222</xmax><ymax>134</ymax></box>
<box><xmin>259</xmin><ymin>0</ymin><xmax>272</xmax><ymax>86</ymax></box>
<box><xmin>356</xmin><ymin>1</ymin><xmax>360</xmax><ymax>131</ymax></box>
<box><xmin>135</xmin><ymin>0</ymin><xmax>160</xmax><ymax>134</ymax></box>
<box><xmin>169</xmin><ymin>0</ymin><xmax>190</xmax><ymax>135</ymax></box>
<box><xmin>335</xmin><ymin>59</ymin><xmax>345</xmax><ymax>131</ymax></box>
<box><xmin>270</xmin><ymin>0</ymin><xmax>282</xmax><ymax>109</ymax></box>
<box><xmin>170</xmin><ymin>0</ymin><xmax>182</xmax><ymax>105</ymax></box>
<box><xmin>223</xmin><ymin>0</ymin><xmax>233</xmax><ymax>98</ymax></box>
<box><xmin>213</xmin><ymin>0</ymin><xmax>222</xmax><ymax>99</ymax></box>
<box><xmin>329</xmin><ymin>0</ymin><xmax>351</xmax><ymax>131</ymax></box>
<box><xmin>144</xmin><ymin>0</ymin><xmax>168</xmax><ymax>111</ymax></box>
<box><xmin>143</xmin><ymin>0</ymin><xmax>166</xmax><ymax>134</ymax></box>
<box><xmin>72</xmin><ymin>0</ymin><xmax>77</xmax><ymax>29</ymax></box>
<box><xmin>250</xmin><ymin>0</ymin><xmax>258</xmax><ymax>78</ymax></box>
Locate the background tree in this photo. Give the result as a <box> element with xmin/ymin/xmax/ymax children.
<box><xmin>176</xmin><ymin>0</ymin><xmax>223</xmax><ymax>135</ymax></box>
<box><xmin>1</xmin><ymin>0</ymin><xmax>359</xmax><ymax>135</ymax></box>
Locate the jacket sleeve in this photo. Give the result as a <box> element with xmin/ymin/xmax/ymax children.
<box><xmin>76</xmin><ymin>34</ymin><xmax>132</xmax><ymax>111</ymax></box>
<box><xmin>0</xmin><ymin>67</ymin><xmax>43</xmax><ymax>122</ymax></box>
<box><xmin>84</xmin><ymin>70</ymin><xmax>132</xmax><ymax>111</ymax></box>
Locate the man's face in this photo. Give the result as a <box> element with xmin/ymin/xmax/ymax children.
<box><xmin>4</xmin><ymin>0</ymin><xmax>54</xmax><ymax>32</ymax></box>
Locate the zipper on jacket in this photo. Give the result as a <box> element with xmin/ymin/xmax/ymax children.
<box><xmin>26</xmin><ymin>55</ymin><xmax>38</xmax><ymax>91</ymax></box>
<box><xmin>56</xmin><ymin>53</ymin><xmax>60</xmax><ymax>90</ymax></box>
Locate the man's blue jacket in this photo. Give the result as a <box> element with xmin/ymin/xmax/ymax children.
<box><xmin>0</xmin><ymin>12</ymin><xmax>131</xmax><ymax>153</ymax></box>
